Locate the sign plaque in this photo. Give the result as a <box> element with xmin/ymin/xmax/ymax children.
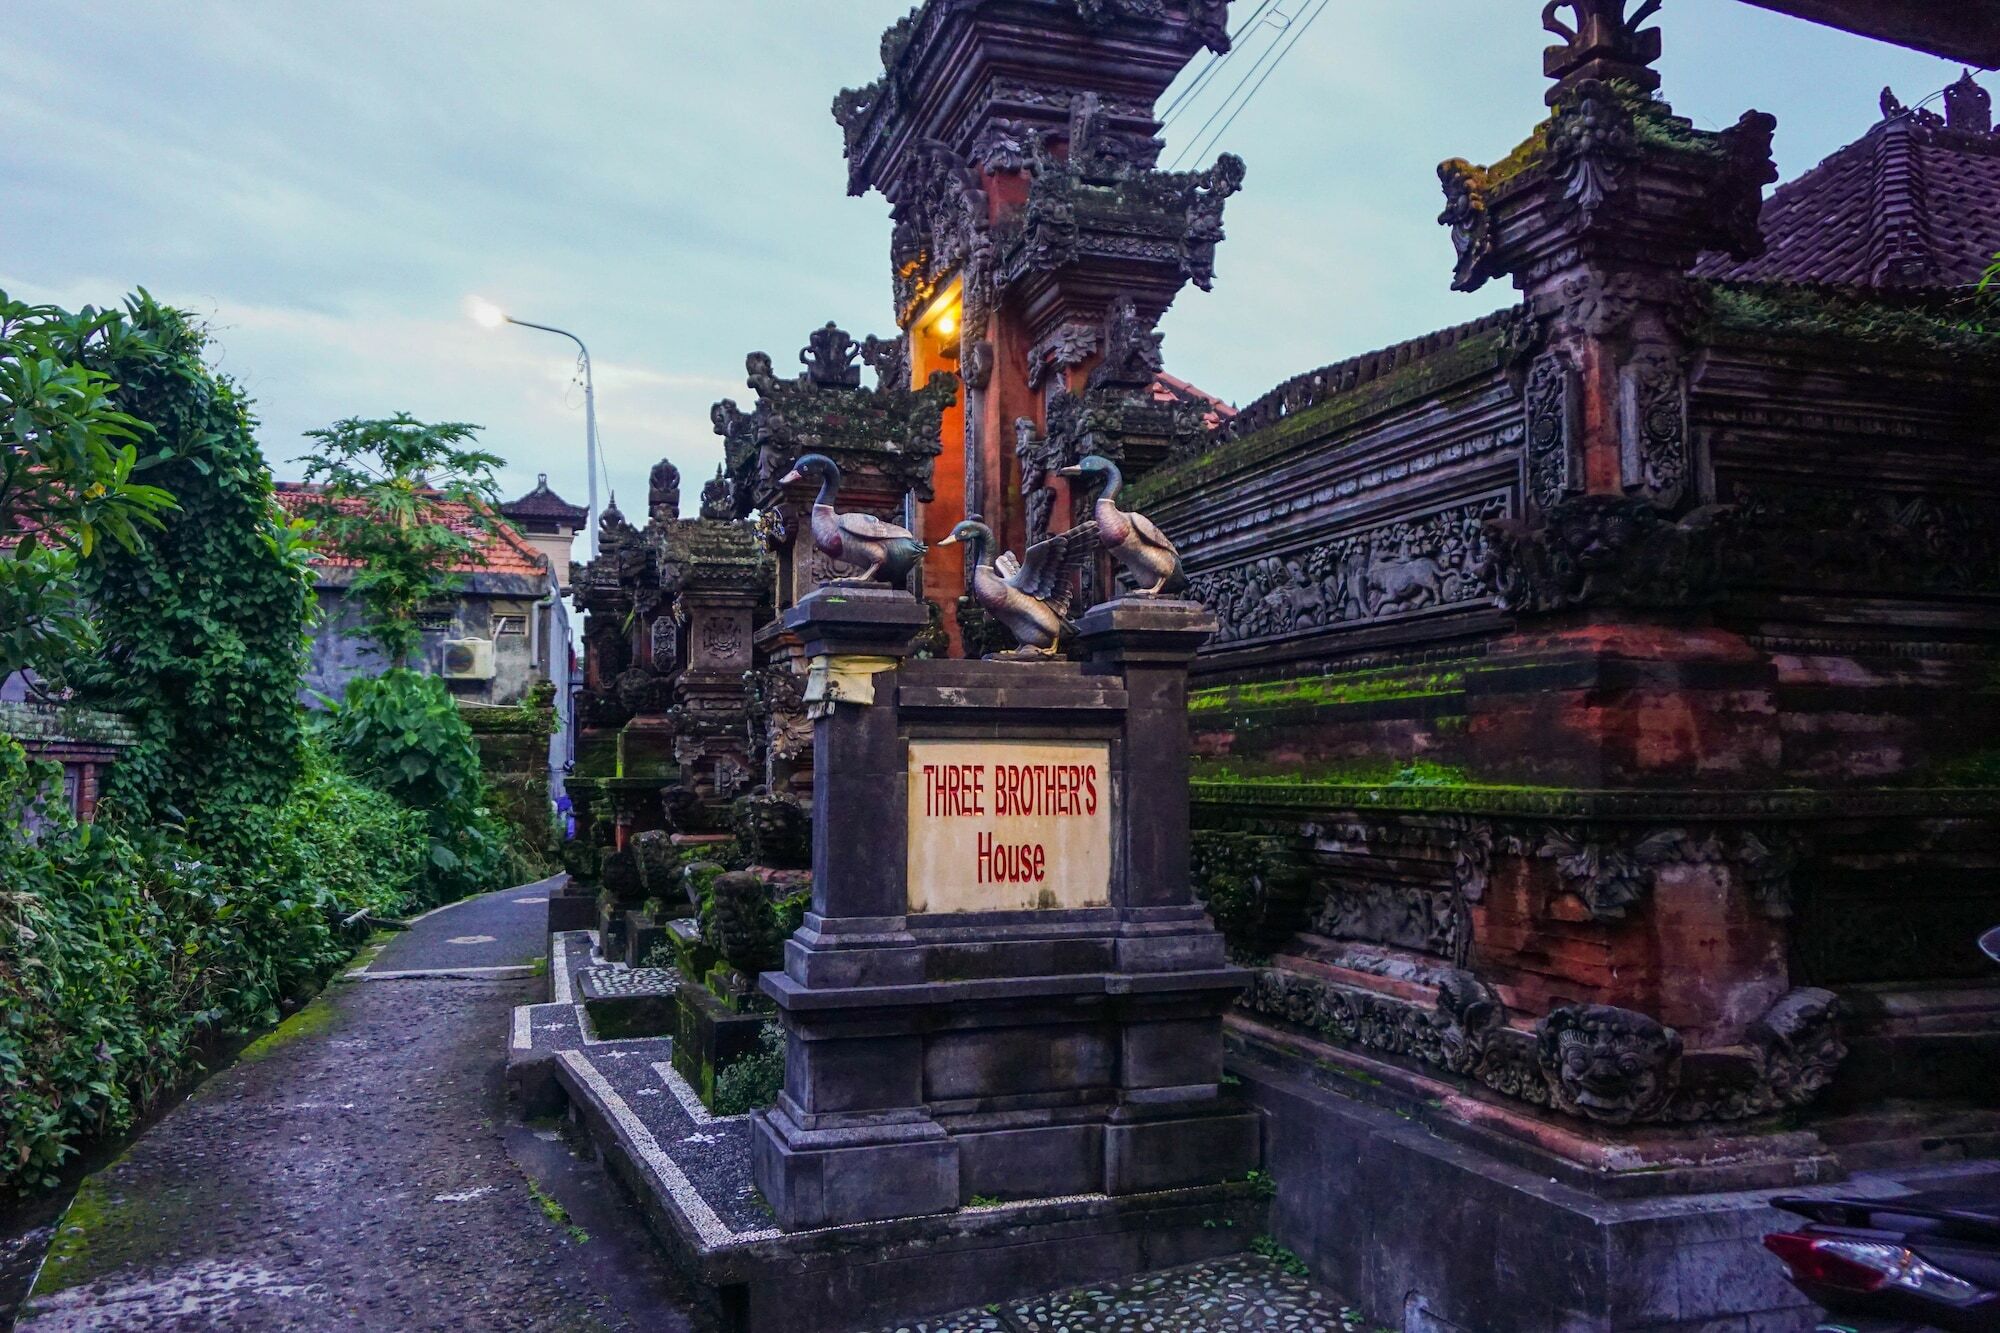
<box><xmin>906</xmin><ymin>739</ymin><xmax>1112</xmax><ymax>913</ymax></box>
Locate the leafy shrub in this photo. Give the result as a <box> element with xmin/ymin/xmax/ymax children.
<box><xmin>1191</xmin><ymin>831</ymin><xmax>1309</xmax><ymax>960</ymax></box>
<box><xmin>323</xmin><ymin>668</ymin><xmax>504</xmax><ymax>906</ymax></box>
<box><xmin>712</xmin><ymin>1022</ymin><xmax>786</xmax><ymax>1116</ymax></box>
<box><xmin>0</xmin><ymin>734</ymin><xmax>425</xmax><ymax>1195</ymax></box>
<box><xmin>68</xmin><ymin>294</ymin><xmax>313</xmax><ymax>847</ymax></box>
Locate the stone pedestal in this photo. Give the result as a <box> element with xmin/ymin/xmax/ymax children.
<box><xmin>751</xmin><ymin>588</ymin><xmax>1259</xmax><ymax>1232</ymax></box>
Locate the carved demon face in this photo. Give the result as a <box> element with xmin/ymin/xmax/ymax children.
<box><xmin>1537</xmin><ymin>1004</ymin><xmax>1681</xmax><ymax>1125</ymax></box>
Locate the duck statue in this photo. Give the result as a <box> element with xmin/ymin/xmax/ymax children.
<box><xmin>1056</xmin><ymin>455</ymin><xmax>1186</xmax><ymax>596</ymax></box>
<box><xmin>777</xmin><ymin>453</ymin><xmax>926</xmax><ymax>584</ymax></box>
<box><xmin>938</xmin><ymin>518</ymin><xmax>1099</xmax><ymax>658</ymax></box>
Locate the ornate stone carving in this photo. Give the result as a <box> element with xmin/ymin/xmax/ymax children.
<box><xmin>1523</xmin><ymin>352</ymin><xmax>1578</xmax><ymax>512</ymax></box>
<box><xmin>713</xmin><ymin>322</ymin><xmax>957</xmax><ymax>517</ymax></box>
<box><xmin>649</xmin><ymin>616</ymin><xmax>679</xmax><ymax>675</ymax></box>
<box><xmin>1244</xmin><ymin>963</ymin><xmax>1849</xmax><ymax>1126</ymax></box>
<box><xmin>1486</xmin><ymin>495</ymin><xmax>1729</xmax><ymax>614</ymax></box>
<box><xmin>1752</xmin><ymin>988</ymin><xmax>1845</xmax><ymax>1108</ymax></box>
<box><xmin>1717</xmin><ymin>483</ymin><xmax>2000</xmax><ymax>596</ymax></box>
<box><xmin>1617</xmin><ymin>344</ymin><xmax>1687</xmax><ymax>505</ymax></box>
<box><xmin>1087</xmin><ymin>295</ymin><xmax>1165</xmax><ymax>390</ymax></box>
<box><xmin>1541</xmin><ymin>0</ymin><xmax>1663</xmax><ymax>99</ymax></box>
<box><xmin>1536</xmin><ymin>1003</ymin><xmax>1681</xmax><ymax>1124</ymax></box>
<box><xmin>1546</xmin><ymin>79</ymin><xmax>1639</xmax><ymax>225</ymax></box>
<box><xmin>1028</xmin><ymin>322</ymin><xmax>1100</xmax><ymax>389</ymax></box>
<box><xmin>800</xmin><ymin>321</ymin><xmax>862</xmax><ymax>388</ymax></box>
<box><xmin>1312</xmin><ymin>881</ymin><xmax>1461</xmax><ymax>960</ymax></box>
<box><xmin>649</xmin><ymin>459</ymin><xmax>682</xmax><ymax>519</ymax></box>
<box><xmin>698</xmin><ymin>468</ymin><xmax>734</xmax><ymax>522</ymax></box>
<box><xmin>962</xmin><ymin>339</ymin><xmax>994</xmax><ymax>390</ymax></box>
<box><xmin>1437</xmin><ymin>159</ymin><xmax>1494</xmax><ymax>293</ymax></box>
<box><xmin>1187</xmin><ymin>497</ymin><xmax>1508</xmax><ymax>647</ymax></box>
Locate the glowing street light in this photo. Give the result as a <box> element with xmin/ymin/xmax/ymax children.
<box><xmin>467</xmin><ymin>295</ymin><xmax>601</xmax><ymax>559</ymax></box>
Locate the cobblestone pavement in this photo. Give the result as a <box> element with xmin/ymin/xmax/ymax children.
<box><xmin>876</xmin><ymin>1255</ymin><xmax>1370</xmax><ymax>1333</ymax></box>
<box><xmin>16</xmin><ymin>884</ymin><xmax>699</xmax><ymax>1333</ymax></box>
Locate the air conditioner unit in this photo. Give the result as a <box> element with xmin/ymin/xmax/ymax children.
<box><xmin>441</xmin><ymin>638</ymin><xmax>496</xmax><ymax>681</ymax></box>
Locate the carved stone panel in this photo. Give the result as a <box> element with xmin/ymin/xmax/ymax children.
<box><xmin>690</xmin><ymin>607</ymin><xmax>753</xmax><ymax>673</ymax></box>
<box><xmin>1186</xmin><ymin>495</ymin><xmax>1508</xmax><ymax>648</ymax></box>
<box><xmin>1618</xmin><ymin>344</ymin><xmax>1687</xmax><ymax>506</ymax></box>
<box><xmin>1311</xmin><ymin>879</ymin><xmax>1461</xmax><ymax>960</ymax></box>
<box><xmin>1524</xmin><ymin>352</ymin><xmax>1580</xmax><ymax>512</ymax></box>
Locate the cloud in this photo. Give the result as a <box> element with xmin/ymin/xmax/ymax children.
<box><xmin>1</xmin><ymin>0</ymin><xmax>1967</xmax><ymax>519</ymax></box>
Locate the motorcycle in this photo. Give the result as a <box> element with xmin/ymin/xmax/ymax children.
<box><xmin>1759</xmin><ymin>926</ymin><xmax>2000</xmax><ymax>1333</ymax></box>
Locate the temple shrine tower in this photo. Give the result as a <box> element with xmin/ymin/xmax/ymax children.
<box><xmin>833</xmin><ymin>0</ymin><xmax>1244</xmax><ymax>644</ymax></box>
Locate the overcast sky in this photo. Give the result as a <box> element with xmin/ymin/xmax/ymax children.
<box><xmin>2</xmin><ymin>2</ymin><xmax>1967</xmax><ymax>522</ymax></box>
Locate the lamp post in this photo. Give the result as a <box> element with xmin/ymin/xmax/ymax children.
<box><xmin>469</xmin><ymin>298</ymin><xmax>601</xmax><ymax>559</ymax></box>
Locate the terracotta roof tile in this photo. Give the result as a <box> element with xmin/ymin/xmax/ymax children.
<box><xmin>274</xmin><ymin>485</ymin><xmax>551</xmax><ymax>579</ymax></box>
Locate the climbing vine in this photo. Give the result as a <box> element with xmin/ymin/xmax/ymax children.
<box><xmin>64</xmin><ymin>293</ymin><xmax>315</xmax><ymax>840</ymax></box>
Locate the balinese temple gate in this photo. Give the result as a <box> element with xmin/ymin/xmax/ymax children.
<box><xmin>539</xmin><ymin>3</ymin><xmax>2000</xmax><ymax>1331</ymax></box>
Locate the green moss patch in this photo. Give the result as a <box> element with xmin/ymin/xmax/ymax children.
<box><xmin>30</xmin><ymin>1167</ymin><xmax>201</xmax><ymax>1297</ymax></box>
<box><xmin>1189</xmin><ymin>666</ymin><xmax>1467</xmax><ymax>716</ymax></box>
<box><xmin>1126</xmin><ymin>329</ymin><xmax>1510</xmax><ymax>509</ymax></box>
<box><xmin>235</xmin><ymin>993</ymin><xmax>340</xmax><ymax>1064</ymax></box>
<box><xmin>1705</xmin><ymin>282</ymin><xmax>2000</xmax><ymax>355</ymax></box>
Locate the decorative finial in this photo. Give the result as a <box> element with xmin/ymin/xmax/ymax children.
<box><xmin>1945</xmin><ymin>70</ymin><xmax>1992</xmax><ymax>135</ymax></box>
<box><xmin>1541</xmin><ymin>0</ymin><xmax>1663</xmax><ymax>105</ymax></box>
<box><xmin>800</xmin><ymin>321</ymin><xmax>862</xmax><ymax>389</ymax></box>
<box><xmin>699</xmin><ymin>466</ymin><xmax>734</xmax><ymax>522</ymax></box>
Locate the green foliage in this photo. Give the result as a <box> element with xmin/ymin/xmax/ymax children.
<box><xmin>298</xmin><ymin>414</ymin><xmax>503</xmax><ymax>669</ymax></box>
<box><xmin>0</xmin><ymin>733</ymin><xmax>423</xmax><ymax>1196</ymax></box>
<box><xmin>1191</xmin><ymin>831</ymin><xmax>1308</xmax><ymax>959</ymax></box>
<box><xmin>65</xmin><ymin>292</ymin><xmax>314</xmax><ymax>840</ymax></box>
<box><xmin>0</xmin><ymin>291</ymin><xmax>176</xmax><ymax>678</ymax></box>
<box><xmin>323</xmin><ymin>668</ymin><xmax>504</xmax><ymax>906</ymax></box>
<box><xmin>1708</xmin><ymin>281</ymin><xmax>1999</xmax><ymax>353</ymax></box>
<box><xmin>1250</xmin><ymin>1234</ymin><xmax>1311</xmax><ymax>1279</ymax></box>
<box><xmin>711</xmin><ymin>1022</ymin><xmax>786</xmax><ymax>1116</ymax></box>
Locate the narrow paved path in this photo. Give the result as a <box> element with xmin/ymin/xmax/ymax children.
<box><xmin>17</xmin><ymin>880</ymin><xmax>698</xmax><ymax>1333</ymax></box>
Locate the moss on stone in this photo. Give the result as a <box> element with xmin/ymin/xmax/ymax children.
<box><xmin>1194</xmin><ymin>758</ymin><xmax>1470</xmax><ymax>787</ymax></box>
<box><xmin>1189</xmin><ymin>666</ymin><xmax>1467</xmax><ymax>716</ymax></box>
<box><xmin>1124</xmin><ymin>330</ymin><xmax>1509</xmax><ymax>510</ymax></box>
<box><xmin>236</xmin><ymin>993</ymin><xmax>340</xmax><ymax>1063</ymax></box>
<box><xmin>1922</xmin><ymin>751</ymin><xmax>2000</xmax><ymax>788</ymax></box>
<box><xmin>1705</xmin><ymin>282</ymin><xmax>2000</xmax><ymax>355</ymax></box>
<box><xmin>30</xmin><ymin>1164</ymin><xmax>202</xmax><ymax>1297</ymax></box>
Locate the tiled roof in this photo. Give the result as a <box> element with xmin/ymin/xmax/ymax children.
<box><xmin>274</xmin><ymin>484</ymin><xmax>551</xmax><ymax>580</ymax></box>
<box><xmin>1152</xmin><ymin>372</ymin><xmax>1235</xmax><ymax>431</ymax></box>
<box><xmin>500</xmin><ymin>473</ymin><xmax>588</xmax><ymax>524</ymax></box>
<box><xmin>1695</xmin><ymin>72</ymin><xmax>2000</xmax><ymax>290</ymax></box>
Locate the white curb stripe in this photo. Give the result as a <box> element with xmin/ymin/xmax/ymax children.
<box><xmin>557</xmin><ymin>1050</ymin><xmax>778</xmax><ymax>1247</ymax></box>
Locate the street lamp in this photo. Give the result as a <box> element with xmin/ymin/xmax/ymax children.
<box><xmin>467</xmin><ymin>296</ymin><xmax>601</xmax><ymax>559</ymax></box>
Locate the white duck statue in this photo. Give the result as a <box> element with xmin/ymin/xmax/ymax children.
<box><xmin>778</xmin><ymin>453</ymin><xmax>926</xmax><ymax>584</ymax></box>
<box><xmin>1056</xmin><ymin>455</ymin><xmax>1186</xmax><ymax>595</ymax></box>
<box><xmin>939</xmin><ymin>518</ymin><xmax>1099</xmax><ymax>658</ymax></box>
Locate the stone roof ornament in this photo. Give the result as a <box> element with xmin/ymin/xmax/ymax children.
<box><xmin>1541</xmin><ymin>0</ymin><xmax>1663</xmax><ymax>104</ymax></box>
<box><xmin>1945</xmin><ymin>69</ymin><xmax>1994</xmax><ymax>135</ymax></box>
<box><xmin>699</xmin><ymin>466</ymin><xmax>734</xmax><ymax>522</ymax></box>
<box><xmin>800</xmin><ymin>322</ymin><xmax>863</xmax><ymax>389</ymax></box>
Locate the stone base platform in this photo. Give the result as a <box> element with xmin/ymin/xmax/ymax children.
<box><xmin>1237</xmin><ymin>1032</ymin><xmax>2000</xmax><ymax>1332</ymax></box>
<box><xmin>510</xmin><ymin>938</ymin><xmax>1270</xmax><ymax>1332</ymax></box>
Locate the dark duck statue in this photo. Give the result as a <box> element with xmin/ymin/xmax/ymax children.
<box><xmin>778</xmin><ymin>453</ymin><xmax>926</xmax><ymax>584</ymax></box>
<box><xmin>1056</xmin><ymin>455</ymin><xmax>1186</xmax><ymax>596</ymax></box>
<box><xmin>939</xmin><ymin>518</ymin><xmax>1099</xmax><ymax>658</ymax></box>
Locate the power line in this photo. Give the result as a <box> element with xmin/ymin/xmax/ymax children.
<box><xmin>1160</xmin><ymin>0</ymin><xmax>1277</xmax><ymax>126</ymax></box>
<box><xmin>1166</xmin><ymin>0</ymin><xmax>1301</xmax><ymax>169</ymax></box>
<box><xmin>1180</xmin><ymin>0</ymin><xmax>1330</xmax><ymax>170</ymax></box>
